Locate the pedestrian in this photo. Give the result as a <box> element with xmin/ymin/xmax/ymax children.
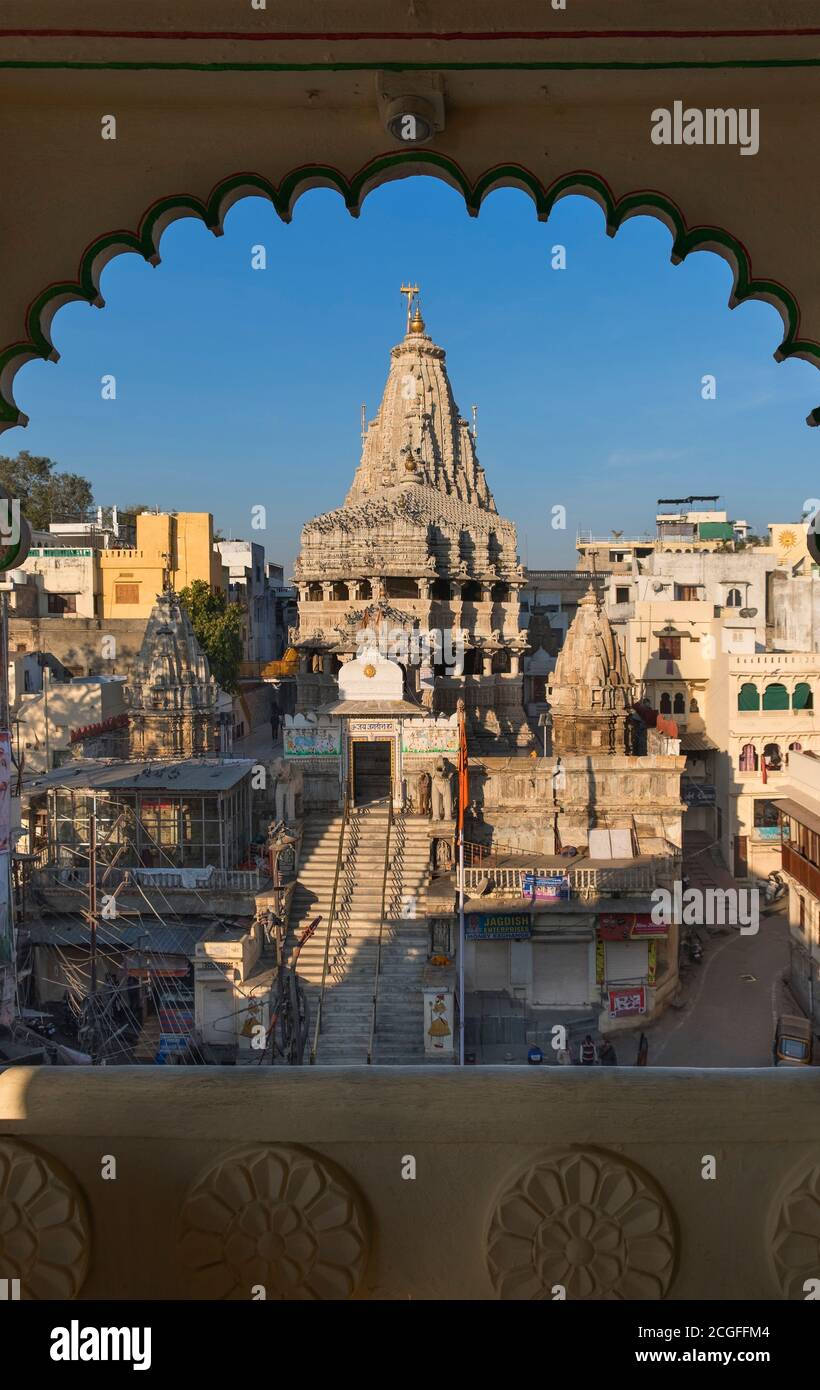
<box><xmin>598</xmin><ymin>1038</ymin><xmax>618</xmax><ymax>1066</ymax></box>
<box><xmin>579</xmin><ymin>1033</ymin><xmax>598</xmax><ymax>1066</ymax></box>
<box><xmin>636</xmin><ymin>1032</ymin><xmax>649</xmax><ymax>1066</ymax></box>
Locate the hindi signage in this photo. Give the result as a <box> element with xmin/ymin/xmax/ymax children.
<box><xmin>608</xmin><ymin>986</ymin><xmax>646</xmax><ymax>1018</ymax></box>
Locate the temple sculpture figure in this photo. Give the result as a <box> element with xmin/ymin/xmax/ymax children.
<box><xmin>125</xmin><ymin>589</ymin><xmax>221</xmax><ymax>759</ymax></box>
<box><xmin>292</xmin><ymin>291</ymin><xmax>530</xmax><ymax>750</ymax></box>
<box><xmin>547</xmin><ymin>581</ymin><xmax>635</xmax><ymax>755</ymax></box>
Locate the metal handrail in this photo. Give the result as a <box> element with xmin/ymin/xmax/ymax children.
<box><xmin>367</xmin><ymin>794</ymin><xmax>394</xmax><ymax>1065</ymax></box>
<box><xmin>309</xmin><ymin>791</ymin><xmax>349</xmax><ymax>1065</ymax></box>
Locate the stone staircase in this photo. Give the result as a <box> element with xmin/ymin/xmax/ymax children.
<box><xmin>288</xmin><ymin>807</ymin><xmax>438</xmax><ymax>1064</ymax></box>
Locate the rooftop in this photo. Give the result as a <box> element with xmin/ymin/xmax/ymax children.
<box><xmin>24</xmin><ymin>758</ymin><xmax>255</xmax><ymax>798</ymax></box>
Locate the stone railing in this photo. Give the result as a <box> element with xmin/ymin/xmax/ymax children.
<box><xmin>32</xmin><ymin>865</ymin><xmax>269</xmax><ymax>892</ymax></box>
<box><xmin>0</xmin><ymin>1067</ymin><xmax>817</xmax><ymax>1300</ymax></box>
<box><xmin>462</xmin><ymin>863</ymin><xmax>664</xmax><ymax>898</ymax></box>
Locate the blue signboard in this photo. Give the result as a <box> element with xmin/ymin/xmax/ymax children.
<box><xmin>466</xmin><ymin>912</ymin><xmax>532</xmax><ymax>941</ymax></box>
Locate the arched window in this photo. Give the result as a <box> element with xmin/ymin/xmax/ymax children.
<box><xmin>763</xmin><ymin>742</ymin><xmax>783</xmax><ymax>771</ymax></box>
<box><xmin>794</xmin><ymin>682</ymin><xmax>813</xmax><ymax>710</ymax></box>
<box><xmin>787</xmin><ymin>741</ymin><xmax>803</xmax><ymax>766</ymax></box>
<box><xmin>763</xmin><ymin>683</ymin><xmax>789</xmax><ymax>710</ymax></box>
<box><xmin>659</xmin><ymin>692</ymin><xmax>672</xmax><ymax>714</ymax></box>
<box><xmin>726</xmin><ymin>588</ymin><xmax>742</xmax><ymax>607</ymax></box>
<box><xmin>673</xmin><ymin>693</ymin><xmax>686</xmax><ymax>715</ymax></box>
<box><xmin>738</xmin><ymin>683</ymin><xmax>759</xmax><ymax>711</ymax></box>
<box><xmin>690</xmin><ymin>697</ymin><xmax>700</xmax><ymax>714</ymax></box>
<box><xmin>739</xmin><ymin>743</ymin><xmax>758</xmax><ymax>772</ymax></box>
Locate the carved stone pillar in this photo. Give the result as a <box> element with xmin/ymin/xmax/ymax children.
<box><xmin>321</xmin><ymin>583</ymin><xmax>333</xmax><ymax>602</ymax></box>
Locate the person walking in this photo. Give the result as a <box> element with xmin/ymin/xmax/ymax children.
<box><xmin>579</xmin><ymin>1034</ymin><xmax>598</xmax><ymax>1066</ymax></box>
<box><xmin>270</xmin><ymin>706</ymin><xmax>280</xmax><ymax>743</ymax></box>
<box><xmin>598</xmin><ymin>1038</ymin><xmax>618</xmax><ymax>1066</ymax></box>
<box><xmin>636</xmin><ymin>1032</ymin><xmax>649</xmax><ymax>1066</ymax></box>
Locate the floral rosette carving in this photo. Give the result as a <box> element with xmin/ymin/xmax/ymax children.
<box><xmin>487</xmin><ymin>1149</ymin><xmax>676</xmax><ymax>1300</ymax></box>
<box><xmin>179</xmin><ymin>1145</ymin><xmax>368</xmax><ymax>1300</ymax></box>
<box><xmin>769</xmin><ymin>1161</ymin><xmax>820</xmax><ymax>1299</ymax></box>
<box><xmin>0</xmin><ymin>1139</ymin><xmax>89</xmax><ymax>1299</ymax></box>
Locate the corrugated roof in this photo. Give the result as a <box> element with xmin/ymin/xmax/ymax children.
<box><xmin>24</xmin><ymin>758</ymin><xmax>255</xmax><ymax>797</ymax></box>
<box><xmin>772</xmin><ymin>796</ymin><xmax>820</xmax><ymax>838</ymax></box>
<box><xmin>680</xmin><ymin>732</ymin><xmax>718</xmax><ymax>752</ymax></box>
<box><xmin>27</xmin><ymin>917</ymin><xmax>224</xmax><ymax>954</ymax></box>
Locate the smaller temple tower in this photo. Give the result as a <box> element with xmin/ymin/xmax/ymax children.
<box><xmin>126</xmin><ymin>590</ymin><xmax>220</xmax><ymax>759</ymax></box>
<box><xmin>547</xmin><ymin>582</ymin><xmax>634</xmax><ymax>755</ymax></box>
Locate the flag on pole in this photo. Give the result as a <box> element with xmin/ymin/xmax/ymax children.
<box><xmin>456</xmin><ymin>699</ymin><xmax>469</xmax><ymax>835</ymax></box>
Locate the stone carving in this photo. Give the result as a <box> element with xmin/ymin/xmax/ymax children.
<box><xmin>768</xmin><ymin>1159</ymin><xmax>820</xmax><ymax>1298</ymax></box>
<box><xmin>431</xmin><ymin>758</ymin><xmax>454</xmax><ymax>820</ymax></box>
<box><xmin>486</xmin><ymin>1149</ymin><xmax>676</xmax><ymax>1300</ymax></box>
<box><xmin>178</xmin><ymin>1144</ymin><xmax>369</xmax><ymax>1300</ymax></box>
<box><xmin>415</xmin><ymin>770</ymin><xmax>432</xmax><ymax>816</ymax></box>
<box><xmin>272</xmin><ymin>758</ymin><xmax>304</xmax><ymax>822</ymax></box>
<box><xmin>548</xmin><ymin>583</ymin><xmax>635</xmax><ymax>755</ymax></box>
<box><xmin>126</xmin><ymin>589</ymin><xmax>219</xmax><ymax>759</ymax></box>
<box><xmin>0</xmin><ymin>1139</ymin><xmax>90</xmax><ymax>1299</ymax></box>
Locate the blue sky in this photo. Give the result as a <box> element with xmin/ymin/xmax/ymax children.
<box><xmin>10</xmin><ymin>177</ymin><xmax>819</xmax><ymax>571</ymax></box>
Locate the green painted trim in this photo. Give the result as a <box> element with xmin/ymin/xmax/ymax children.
<box><xmin>1</xmin><ymin>157</ymin><xmax>818</xmax><ymax>431</ymax></box>
<box><xmin>3</xmin><ymin>58</ymin><xmax>820</xmax><ymax>71</ymax></box>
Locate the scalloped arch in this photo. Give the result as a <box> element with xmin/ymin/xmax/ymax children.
<box><xmin>2</xmin><ymin>150</ymin><xmax>819</xmax><ymax>431</ymax></box>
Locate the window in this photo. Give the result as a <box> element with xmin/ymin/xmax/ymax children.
<box><xmin>799</xmin><ymin>897</ymin><xmax>806</xmax><ymax>933</ymax></box>
<box><xmin>690</xmin><ymin>697</ymin><xmax>700</xmax><ymax>713</ymax></box>
<box><xmin>793</xmin><ymin>682</ymin><xmax>813</xmax><ymax>710</ymax></box>
<box><xmin>675</xmin><ymin>585</ymin><xmax>699</xmax><ymax>601</ymax></box>
<box><xmin>615</xmin><ymin>586</ymin><xmax>630</xmax><ymax>604</ymax></box>
<box><xmin>763</xmin><ymin>742</ymin><xmax>783</xmax><ymax>771</ymax></box>
<box><xmin>763</xmin><ymin>683</ymin><xmax>789</xmax><ymax>711</ymax></box>
<box><xmin>673</xmin><ymin>693</ymin><xmax>686</xmax><ymax>715</ymax></box>
<box><xmin>659</xmin><ymin>692</ymin><xmax>672</xmax><ymax>714</ymax></box>
<box><xmin>738</xmin><ymin>683</ymin><xmax>760</xmax><ymax>711</ymax></box>
<box><xmin>658</xmin><ymin>635</ymin><xmax>681</xmax><ymax>661</ymax></box>
<box><xmin>726</xmin><ymin>588</ymin><xmax>742</xmax><ymax>607</ymax></box>
<box><xmin>739</xmin><ymin>743</ymin><xmax>758</xmax><ymax>771</ymax></box>
<box><xmin>114</xmin><ymin>583</ymin><xmax>139</xmax><ymax>605</ymax></box>
<box><xmin>47</xmin><ymin>593</ymin><xmax>77</xmax><ymax>614</ymax></box>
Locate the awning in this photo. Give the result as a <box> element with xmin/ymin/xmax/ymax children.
<box><xmin>771</xmin><ymin>796</ymin><xmax>820</xmax><ymax>837</ymax></box>
<box><xmin>680</xmin><ymin>732</ymin><xmax>718</xmax><ymax>752</ymax></box>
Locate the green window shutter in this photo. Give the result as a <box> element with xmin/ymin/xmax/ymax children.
<box><xmin>793</xmin><ymin>682</ymin><xmax>813</xmax><ymax>710</ymax></box>
<box><xmin>738</xmin><ymin>682</ymin><xmax>760</xmax><ymax>711</ymax></box>
<box><xmin>763</xmin><ymin>683</ymin><xmax>789</xmax><ymax>710</ymax></box>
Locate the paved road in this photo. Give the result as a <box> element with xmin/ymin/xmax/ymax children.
<box><xmin>633</xmin><ymin>910</ymin><xmax>793</xmax><ymax>1067</ymax></box>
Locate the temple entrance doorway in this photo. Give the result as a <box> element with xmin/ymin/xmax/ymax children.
<box><xmin>351</xmin><ymin>739</ymin><xmax>392</xmax><ymax>805</ymax></box>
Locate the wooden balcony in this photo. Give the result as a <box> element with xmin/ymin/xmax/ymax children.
<box><xmin>783</xmin><ymin>842</ymin><xmax>820</xmax><ymax>899</ymax></box>
<box><xmin>1</xmin><ymin>1067</ymin><xmax>818</xmax><ymax>1300</ymax></box>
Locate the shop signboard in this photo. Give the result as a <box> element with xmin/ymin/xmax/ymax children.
<box><xmin>681</xmin><ymin>781</ymin><xmax>716</xmax><ymax>806</ymax></box>
<box><xmin>608</xmin><ymin>986</ymin><xmax>646</xmax><ymax>1018</ymax></box>
<box><xmin>598</xmin><ymin>912</ymin><xmax>667</xmax><ymax>940</ymax></box>
<box><xmin>466</xmin><ymin>911</ymin><xmax>532</xmax><ymax>941</ymax></box>
<box><xmin>523</xmin><ymin>872</ymin><xmax>570</xmax><ymax>901</ymax></box>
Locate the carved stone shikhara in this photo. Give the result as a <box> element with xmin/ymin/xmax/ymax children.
<box><xmin>126</xmin><ymin>590</ymin><xmax>220</xmax><ymax>759</ymax></box>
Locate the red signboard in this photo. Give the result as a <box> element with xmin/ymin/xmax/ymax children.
<box><xmin>598</xmin><ymin>913</ymin><xmax>667</xmax><ymax>940</ymax></box>
<box><xmin>608</xmin><ymin>986</ymin><xmax>646</xmax><ymax>1018</ymax></box>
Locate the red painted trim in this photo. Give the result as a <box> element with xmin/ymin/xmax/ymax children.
<box><xmin>3</xmin><ymin>28</ymin><xmax>820</xmax><ymax>43</ymax></box>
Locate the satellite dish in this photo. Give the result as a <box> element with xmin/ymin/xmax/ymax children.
<box><xmin>611</xmin><ymin>530</ymin><xmax>624</xmax><ymax>540</ymax></box>
<box><xmin>652</xmin><ymin>581</ymin><xmax>665</xmax><ymax>592</ymax></box>
<box><xmin>739</xmin><ymin>607</ymin><xmax>757</xmax><ymax>618</ymax></box>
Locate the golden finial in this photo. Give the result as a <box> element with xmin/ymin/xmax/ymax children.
<box><xmin>409</xmin><ymin>300</ymin><xmax>426</xmax><ymax>335</ymax></box>
<box><xmin>400</xmin><ymin>282</ymin><xmax>420</xmax><ymax>333</ymax></box>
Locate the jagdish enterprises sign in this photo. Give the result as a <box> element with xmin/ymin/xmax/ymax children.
<box><xmin>466</xmin><ymin>911</ymin><xmax>532</xmax><ymax>941</ymax></box>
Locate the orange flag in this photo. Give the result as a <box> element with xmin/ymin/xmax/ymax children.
<box><xmin>457</xmin><ymin>703</ymin><xmax>469</xmax><ymax>835</ymax></box>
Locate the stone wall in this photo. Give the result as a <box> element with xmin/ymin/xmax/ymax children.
<box><xmin>0</xmin><ymin>1066</ymin><xmax>816</xmax><ymax>1300</ymax></box>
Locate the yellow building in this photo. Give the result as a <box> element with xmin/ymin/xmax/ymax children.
<box><xmin>99</xmin><ymin>512</ymin><xmax>226</xmax><ymax>619</ymax></box>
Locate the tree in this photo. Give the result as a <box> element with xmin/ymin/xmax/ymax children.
<box><xmin>179</xmin><ymin>579</ymin><xmax>244</xmax><ymax>694</ymax></box>
<box><xmin>0</xmin><ymin>450</ymin><xmax>93</xmax><ymax>530</ymax></box>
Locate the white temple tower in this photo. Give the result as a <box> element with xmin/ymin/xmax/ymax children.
<box><xmin>292</xmin><ymin>295</ymin><xmax>530</xmax><ymax>750</ymax></box>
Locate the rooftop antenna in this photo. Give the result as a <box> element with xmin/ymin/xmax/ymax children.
<box><xmin>471</xmin><ymin>404</ymin><xmax>478</xmax><ymax>441</ymax></box>
<box><xmin>360</xmin><ymin>403</ymin><xmax>367</xmax><ymax>445</ymax></box>
<box><xmin>400</xmin><ymin>281</ymin><xmax>419</xmax><ymax>332</ymax></box>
